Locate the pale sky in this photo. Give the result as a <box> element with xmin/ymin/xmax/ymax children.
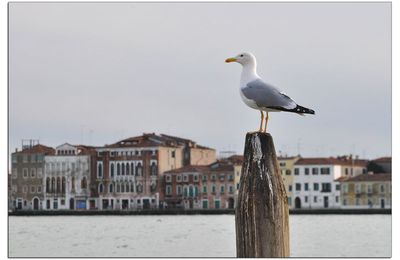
<box><xmin>9</xmin><ymin>2</ymin><xmax>391</xmax><ymax>159</ymax></box>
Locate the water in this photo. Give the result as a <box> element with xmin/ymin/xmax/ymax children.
<box><xmin>9</xmin><ymin>214</ymin><xmax>391</xmax><ymax>257</ymax></box>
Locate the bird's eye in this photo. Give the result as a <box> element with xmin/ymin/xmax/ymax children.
<box><xmin>240</xmin><ymin>54</ymin><xmax>244</xmax><ymax>57</ymax></box>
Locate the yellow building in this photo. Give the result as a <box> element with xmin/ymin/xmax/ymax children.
<box><xmin>278</xmin><ymin>156</ymin><xmax>300</xmax><ymax>209</ymax></box>
<box><xmin>339</xmin><ymin>173</ymin><xmax>391</xmax><ymax>209</ymax></box>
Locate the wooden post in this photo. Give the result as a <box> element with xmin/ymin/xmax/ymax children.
<box><xmin>236</xmin><ymin>132</ymin><xmax>290</xmax><ymax>257</ymax></box>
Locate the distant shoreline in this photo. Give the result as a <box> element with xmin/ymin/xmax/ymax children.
<box><xmin>8</xmin><ymin>208</ymin><xmax>391</xmax><ymax>216</ymax></box>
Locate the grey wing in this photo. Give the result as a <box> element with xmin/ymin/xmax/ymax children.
<box><xmin>242</xmin><ymin>79</ymin><xmax>297</xmax><ymax>110</ymax></box>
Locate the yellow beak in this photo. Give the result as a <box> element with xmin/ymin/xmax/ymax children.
<box><xmin>225</xmin><ymin>57</ymin><xmax>237</xmax><ymax>63</ymax></box>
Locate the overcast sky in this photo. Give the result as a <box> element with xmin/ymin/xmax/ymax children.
<box><xmin>9</xmin><ymin>2</ymin><xmax>391</xmax><ymax>159</ymax></box>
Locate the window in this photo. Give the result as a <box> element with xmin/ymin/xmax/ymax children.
<box><xmin>109</xmin><ymin>183</ymin><xmax>114</xmax><ymax>193</ymax></box>
<box><xmin>305</xmin><ymin>196</ymin><xmax>308</xmax><ymax>203</ymax></box>
<box><xmin>228</xmin><ymin>175</ymin><xmax>234</xmax><ymax>181</ymax></box>
<box><xmin>110</xmin><ymin>163</ymin><xmax>114</xmax><ymax>177</ymax></box>
<box><xmin>183</xmin><ymin>175</ymin><xmax>188</xmax><ymax>182</ymax></box>
<box><xmin>295</xmin><ymin>183</ymin><xmax>301</xmax><ymax>191</ymax></box>
<box><xmin>321</xmin><ymin>183</ymin><xmax>331</xmax><ymax>192</ymax></box>
<box><xmin>117</xmin><ymin>183</ymin><xmax>120</xmax><ymax>193</ymax></box>
<box><xmin>12</xmin><ymin>154</ymin><xmax>17</xmax><ymax>163</ymax></box>
<box><xmin>121</xmin><ymin>163</ymin><xmax>125</xmax><ymax>175</ymax></box>
<box><xmin>237</xmin><ymin>183</ymin><xmax>239</xmax><ymax>190</ymax></box>
<box><xmin>288</xmin><ymin>197</ymin><xmax>291</xmax><ymax>206</ymax></box>
<box><xmin>117</xmin><ymin>163</ymin><xmax>120</xmax><ymax>175</ymax></box>
<box><xmin>61</xmin><ymin>199</ymin><xmax>65</xmax><ymax>206</ymax></box>
<box><xmin>220</xmin><ymin>185</ymin><xmax>225</xmax><ymax>194</ymax></box>
<box><xmin>53</xmin><ymin>200</ymin><xmax>58</xmax><ymax>209</ymax></box>
<box><xmin>166</xmin><ymin>175</ymin><xmax>172</xmax><ymax>183</ymax></box>
<box><xmin>37</xmin><ymin>186</ymin><xmax>42</xmax><ymax>193</ymax></box>
<box><xmin>177</xmin><ymin>175</ymin><xmax>182</xmax><ymax>182</ymax></box>
<box><xmin>23</xmin><ymin>186</ymin><xmax>28</xmax><ymax>193</ymax></box>
<box><xmin>229</xmin><ymin>185</ymin><xmax>234</xmax><ymax>193</ymax></box>
<box><xmin>285</xmin><ymin>170</ymin><xmax>291</xmax><ymax>175</ymax></box>
<box><xmin>313</xmin><ymin>183</ymin><xmax>319</xmax><ymax>191</ymax></box>
<box><xmin>288</xmin><ymin>185</ymin><xmax>292</xmax><ymax>192</ymax></box>
<box><xmin>165</xmin><ymin>185</ymin><xmax>172</xmax><ymax>195</ymax></box>
<box><xmin>81</xmin><ymin>177</ymin><xmax>87</xmax><ymax>189</ymax></box>
<box><xmin>343</xmin><ymin>199</ymin><xmax>347</xmax><ymax>206</ymax></box>
<box><xmin>202</xmin><ymin>175</ymin><xmax>207</xmax><ymax>182</ymax></box>
<box><xmin>136</xmin><ymin>163</ymin><xmax>143</xmax><ymax>176</ymax></box>
<box><xmin>312</xmin><ymin>168</ymin><xmax>319</xmax><ymax>175</ymax></box>
<box><xmin>31</xmin><ymin>168</ymin><xmax>36</xmax><ymax>178</ymax></box>
<box><xmin>279</xmin><ymin>162</ymin><xmax>286</xmax><ymax>167</ymax></box>
<box><xmin>183</xmin><ymin>187</ymin><xmax>188</xmax><ymax>197</ymax></box>
<box><xmin>313</xmin><ymin>196</ymin><xmax>317</xmax><ymax>203</ymax></box>
<box><xmin>23</xmin><ymin>168</ymin><xmax>28</xmax><ymax>178</ymax></box>
<box><xmin>335</xmin><ymin>196</ymin><xmax>339</xmax><ymax>203</ymax></box>
<box><xmin>99</xmin><ymin>183</ymin><xmax>104</xmax><ymax>193</ymax></box>
<box><xmin>203</xmin><ymin>186</ymin><xmax>207</xmax><ymax>193</ymax></box>
<box><xmin>321</xmin><ymin>168</ymin><xmax>330</xmax><ymax>175</ymax></box>
<box><xmin>345</xmin><ymin>168</ymin><xmax>349</xmax><ymax>175</ymax></box>
<box><xmin>304</xmin><ymin>183</ymin><xmax>309</xmax><ymax>191</ymax></box>
<box><xmin>23</xmin><ymin>155</ymin><xmax>28</xmax><ymax>163</ymax></box>
<box><xmin>305</xmin><ymin>168</ymin><xmax>310</xmax><ymax>175</ymax></box>
<box><xmin>380</xmin><ymin>184</ymin><xmax>385</xmax><ymax>193</ymax></box>
<box><xmin>212</xmin><ymin>185</ymin><xmax>216</xmax><ymax>193</ymax></box>
<box><xmin>335</xmin><ymin>184</ymin><xmax>341</xmax><ymax>191</ymax></box>
<box><xmin>46</xmin><ymin>178</ymin><xmax>51</xmax><ymax>193</ymax></box>
<box><xmin>194</xmin><ymin>175</ymin><xmax>199</xmax><ymax>182</ymax></box>
<box><xmin>150</xmin><ymin>162</ymin><xmax>157</xmax><ymax>176</ymax></box>
<box><xmin>62</xmin><ymin>177</ymin><xmax>66</xmax><ymax>193</ymax></box>
<box><xmin>211</xmin><ymin>175</ymin><xmax>217</xmax><ymax>181</ymax></box>
<box><xmin>30</xmin><ymin>186</ymin><xmax>35</xmax><ymax>193</ymax></box>
<box><xmin>367</xmin><ymin>184</ymin><xmax>372</xmax><ymax>194</ymax></box>
<box><xmin>97</xmin><ymin>163</ymin><xmax>103</xmax><ymax>178</ymax></box>
<box><xmin>171</xmin><ymin>151</ymin><xmax>176</xmax><ymax>158</ymax></box>
<box><xmin>177</xmin><ymin>185</ymin><xmax>182</xmax><ymax>195</ymax></box>
<box><xmin>356</xmin><ymin>198</ymin><xmax>360</xmax><ymax>205</ymax></box>
<box><xmin>294</xmin><ymin>168</ymin><xmax>299</xmax><ymax>175</ymax></box>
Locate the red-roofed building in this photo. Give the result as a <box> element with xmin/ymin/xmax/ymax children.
<box><xmin>10</xmin><ymin>143</ymin><xmax>55</xmax><ymax>210</ymax></box>
<box><xmin>92</xmin><ymin>133</ymin><xmax>216</xmax><ymax>210</ymax></box>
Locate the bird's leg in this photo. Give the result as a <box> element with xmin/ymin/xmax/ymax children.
<box><xmin>264</xmin><ymin>112</ymin><xmax>269</xmax><ymax>133</ymax></box>
<box><xmin>259</xmin><ymin>111</ymin><xmax>264</xmax><ymax>132</ymax></box>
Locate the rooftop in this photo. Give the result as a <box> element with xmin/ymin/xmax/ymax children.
<box><xmin>14</xmin><ymin>144</ymin><xmax>55</xmax><ymax>155</ymax></box>
<box><xmin>295</xmin><ymin>157</ymin><xmax>368</xmax><ymax>167</ymax></box>
<box><xmin>339</xmin><ymin>173</ymin><xmax>391</xmax><ymax>182</ymax></box>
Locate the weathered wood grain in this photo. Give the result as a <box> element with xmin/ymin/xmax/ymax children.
<box><xmin>236</xmin><ymin>132</ymin><xmax>290</xmax><ymax>257</ymax></box>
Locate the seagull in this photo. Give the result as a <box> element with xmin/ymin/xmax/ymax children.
<box><xmin>225</xmin><ymin>52</ymin><xmax>315</xmax><ymax>132</ymax></box>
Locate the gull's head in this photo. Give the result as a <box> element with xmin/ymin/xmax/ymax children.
<box><xmin>225</xmin><ymin>52</ymin><xmax>256</xmax><ymax>66</ymax></box>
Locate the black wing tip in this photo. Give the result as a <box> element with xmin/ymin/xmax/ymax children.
<box><xmin>295</xmin><ymin>105</ymin><xmax>315</xmax><ymax>115</ymax></box>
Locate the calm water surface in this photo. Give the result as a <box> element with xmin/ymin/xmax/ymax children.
<box><xmin>9</xmin><ymin>214</ymin><xmax>391</xmax><ymax>257</ymax></box>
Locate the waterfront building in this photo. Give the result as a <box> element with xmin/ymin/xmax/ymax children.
<box><xmin>94</xmin><ymin>133</ymin><xmax>216</xmax><ymax>210</ymax></box>
<box><xmin>43</xmin><ymin>143</ymin><xmax>93</xmax><ymax>210</ymax></box>
<box><xmin>278</xmin><ymin>156</ymin><xmax>300</xmax><ymax>209</ymax></box>
<box><xmin>339</xmin><ymin>173</ymin><xmax>391</xmax><ymax>209</ymax></box>
<box><xmin>164</xmin><ymin>160</ymin><xmax>236</xmax><ymax>209</ymax></box>
<box><xmin>10</xmin><ymin>142</ymin><xmax>55</xmax><ymax>210</ymax></box>
<box><xmin>292</xmin><ymin>157</ymin><xmax>367</xmax><ymax>209</ymax></box>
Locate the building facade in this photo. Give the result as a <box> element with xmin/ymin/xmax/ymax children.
<box><xmin>164</xmin><ymin>161</ymin><xmax>236</xmax><ymax>209</ymax></box>
<box><xmin>278</xmin><ymin>156</ymin><xmax>300</xmax><ymax>209</ymax></box>
<box><xmin>339</xmin><ymin>173</ymin><xmax>391</xmax><ymax>209</ymax></box>
<box><xmin>292</xmin><ymin>157</ymin><xmax>367</xmax><ymax>209</ymax></box>
<box><xmin>43</xmin><ymin>143</ymin><xmax>92</xmax><ymax>210</ymax></box>
<box><xmin>10</xmin><ymin>143</ymin><xmax>55</xmax><ymax>210</ymax></box>
<box><xmin>93</xmin><ymin>133</ymin><xmax>216</xmax><ymax>210</ymax></box>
